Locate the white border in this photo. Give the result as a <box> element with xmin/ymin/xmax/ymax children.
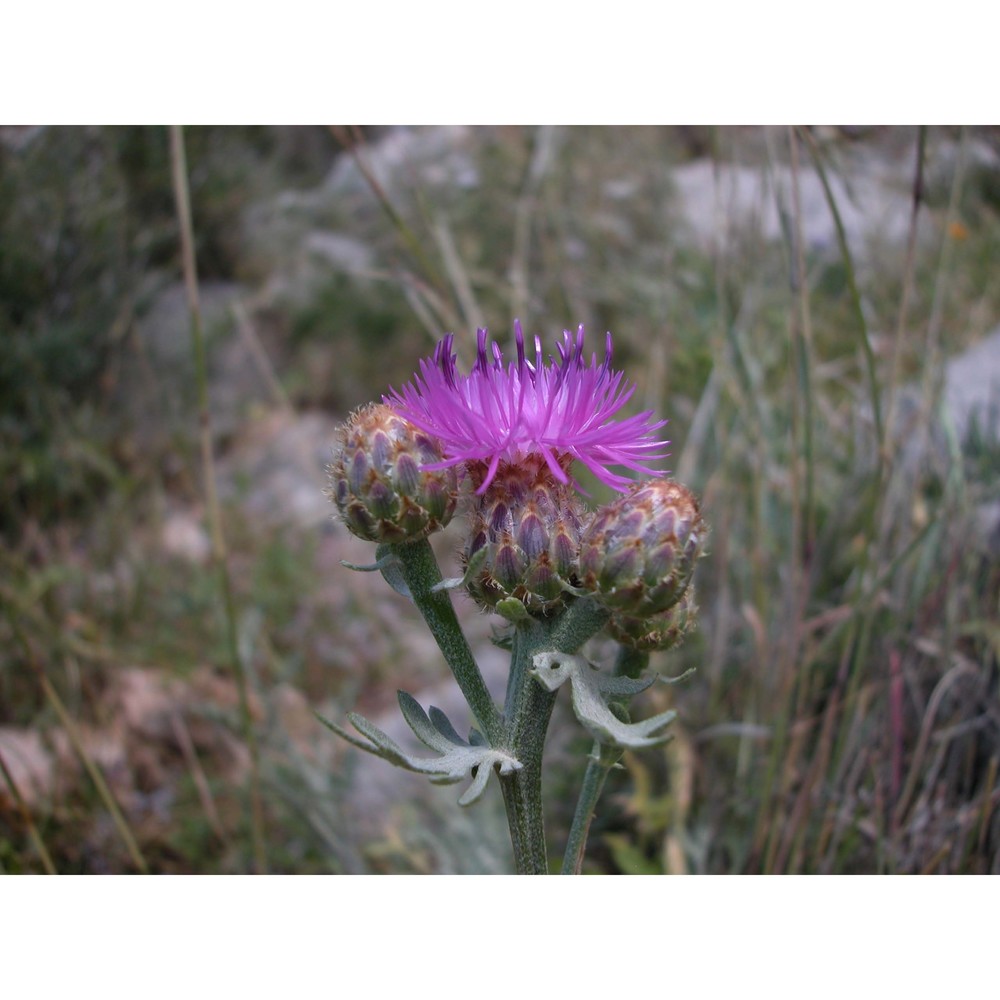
<box><xmin>3</xmin><ymin>3</ymin><xmax>995</xmax><ymax>123</ymax></box>
<box><xmin>2</xmin><ymin>877</ymin><xmax>994</xmax><ymax>997</ymax></box>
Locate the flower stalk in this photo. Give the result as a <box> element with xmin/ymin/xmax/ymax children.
<box><xmin>499</xmin><ymin>626</ymin><xmax>558</xmax><ymax>874</ymax></box>
<box><xmin>385</xmin><ymin>538</ymin><xmax>504</xmax><ymax>746</ymax></box>
<box><xmin>498</xmin><ymin>601</ymin><xmax>611</xmax><ymax>873</ymax></box>
<box><xmin>560</xmin><ymin>645</ymin><xmax>649</xmax><ymax>874</ymax></box>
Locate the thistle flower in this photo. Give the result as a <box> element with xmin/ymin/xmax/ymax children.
<box><xmin>386</xmin><ymin>322</ymin><xmax>668</xmax><ymax>494</ymax></box>
<box><xmin>328</xmin><ymin>403</ymin><xmax>458</xmax><ymax>544</ymax></box>
<box><xmin>579</xmin><ymin>479</ymin><xmax>706</xmax><ymax>618</ymax></box>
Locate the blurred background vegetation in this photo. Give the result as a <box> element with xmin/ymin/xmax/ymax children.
<box><xmin>1</xmin><ymin>125</ymin><xmax>997</xmax><ymax>874</ymax></box>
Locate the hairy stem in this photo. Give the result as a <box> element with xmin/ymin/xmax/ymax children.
<box><xmin>389</xmin><ymin>539</ymin><xmax>503</xmax><ymax>745</ymax></box>
<box><xmin>500</xmin><ymin>625</ymin><xmax>557</xmax><ymax>874</ymax></box>
<box><xmin>561</xmin><ymin>645</ymin><xmax>648</xmax><ymax>874</ymax></box>
<box><xmin>500</xmin><ymin>601</ymin><xmax>611</xmax><ymax>875</ymax></box>
<box><xmin>561</xmin><ymin>747</ymin><xmax>613</xmax><ymax>875</ymax></box>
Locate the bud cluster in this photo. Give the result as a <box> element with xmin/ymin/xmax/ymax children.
<box><xmin>328</xmin><ymin>403</ymin><xmax>706</xmax><ymax>642</ymax></box>
<box><xmin>328</xmin><ymin>353</ymin><xmax>705</xmax><ymax>645</ymax></box>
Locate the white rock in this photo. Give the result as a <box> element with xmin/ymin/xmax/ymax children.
<box><xmin>161</xmin><ymin>510</ymin><xmax>211</xmax><ymax>563</ymax></box>
<box><xmin>671</xmin><ymin>156</ymin><xmax>913</xmax><ymax>257</ymax></box>
<box><xmin>0</xmin><ymin>728</ymin><xmax>54</xmax><ymax>809</ymax></box>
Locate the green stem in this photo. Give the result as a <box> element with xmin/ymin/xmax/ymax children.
<box><xmin>500</xmin><ymin>601</ymin><xmax>612</xmax><ymax>875</ymax></box>
<box><xmin>500</xmin><ymin>624</ymin><xmax>557</xmax><ymax>874</ymax></box>
<box><xmin>561</xmin><ymin>747</ymin><xmax>613</xmax><ymax>875</ymax></box>
<box><xmin>389</xmin><ymin>539</ymin><xmax>503</xmax><ymax>746</ymax></box>
<box><xmin>560</xmin><ymin>645</ymin><xmax>649</xmax><ymax>874</ymax></box>
<box><xmin>501</xmin><ymin>766</ymin><xmax>551</xmax><ymax>874</ymax></box>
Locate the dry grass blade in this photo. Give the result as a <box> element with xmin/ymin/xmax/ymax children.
<box><xmin>169</xmin><ymin>712</ymin><xmax>227</xmax><ymax>847</ymax></box>
<box><xmin>894</xmin><ymin>660</ymin><xmax>983</xmax><ymax>829</ymax></box>
<box><xmin>882</xmin><ymin>127</ymin><xmax>927</xmax><ymax>456</ymax></box>
<box><xmin>785</xmin><ymin>126</ymin><xmax>816</xmax><ymax>562</ymax></box>
<box><xmin>509</xmin><ymin>125</ymin><xmax>559</xmax><ymax>322</ymax></box>
<box><xmin>328</xmin><ymin>125</ymin><xmax>455</xmax><ymax>331</ymax></box>
<box><xmin>40</xmin><ymin>665</ymin><xmax>148</xmax><ymax>874</ymax></box>
<box><xmin>169</xmin><ymin>125</ymin><xmax>267</xmax><ymax>874</ymax></box>
<box><xmin>432</xmin><ymin>217</ymin><xmax>484</xmax><ymax>332</ymax></box>
<box><xmin>0</xmin><ymin>746</ymin><xmax>57</xmax><ymax>874</ymax></box>
<box><xmin>5</xmin><ymin>603</ymin><xmax>148</xmax><ymax>873</ymax></box>
<box><xmin>976</xmin><ymin>757</ymin><xmax>999</xmax><ymax>859</ymax></box>
<box><xmin>796</xmin><ymin>126</ymin><xmax>884</xmax><ymax>463</ymax></box>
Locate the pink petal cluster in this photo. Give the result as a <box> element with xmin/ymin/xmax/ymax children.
<box><xmin>386</xmin><ymin>322</ymin><xmax>669</xmax><ymax>494</ymax></box>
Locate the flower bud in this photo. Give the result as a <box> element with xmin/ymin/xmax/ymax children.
<box><xmin>463</xmin><ymin>456</ymin><xmax>585</xmax><ymax>615</ymax></box>
<box><xmin>579</xmin><ymin>479</ymin><xmax>706</xmax><ymax>617</ymax></box>
<box><xmin>328</xmin><ymin>403</ymin><xmax>458</xmax><ymax>544</ymax></box>
<box><xmin>607</xmin><ymin>587</ymin><xmax>698</xmax><ymax>652</ymax></box>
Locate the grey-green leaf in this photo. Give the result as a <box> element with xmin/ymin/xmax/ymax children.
<box><xmin>374</xmin><ymin>543</ymin><xmax>412</xmax><ymax>600</ymax></box>
<box><xmin>428</xmin><ymin>706</ymin><xmax>465</xmax><ymax>746</ymax></box>
<box><xmin>530</xmin><ymin>652</ymin><xmax>676</xmax><ymax>749</ymax></box>
<box><xmin>319</xmin><ymin>700</ymin><xmax>521</xmax><ymax>807</ymax></box>
<box><xmin>397</xmin><ymin>690</ymin><xmax>449</xmax><ymax>751</ymax></box>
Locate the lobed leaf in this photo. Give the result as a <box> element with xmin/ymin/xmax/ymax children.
<box><xmin>317</xmin><ymin>695</ymin><xmax>521</xmax><ymax>807</ymax></box>
<box><xmin>530</xmin><ymin>652</ymin><xmax>676</xmax><ymax>749</ymax></box>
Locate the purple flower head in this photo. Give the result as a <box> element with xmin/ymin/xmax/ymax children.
<box><xmin>386</xmin><ymin>322</ymin><xmax>669</xmax><ymax>494</ymax></box>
